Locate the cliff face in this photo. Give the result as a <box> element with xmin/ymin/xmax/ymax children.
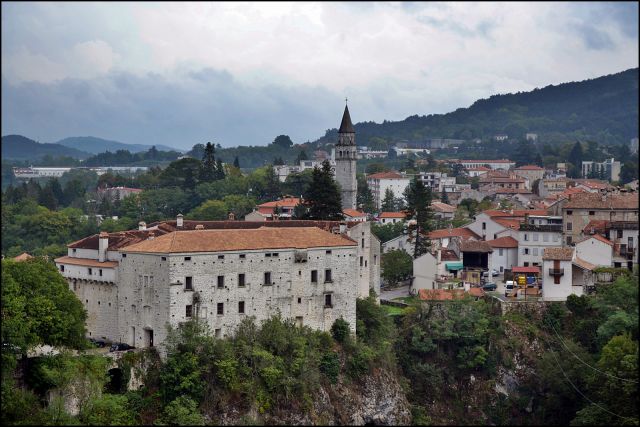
<box><xmin>212</xmin><ymin>368</ymin><xmax>411</xmax><ymax>426</ymax></box>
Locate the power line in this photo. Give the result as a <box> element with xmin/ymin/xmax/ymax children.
<box><xmin>544</xmin><ymin>318</ymin><xmax>638</xmax><ymax>384</ymax></box>
<box><xmin>541</xmin><ymin>333</ymin><xmax>636</xmax><ymax>422</ymax></box>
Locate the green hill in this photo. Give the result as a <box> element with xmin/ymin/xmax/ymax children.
<box><xmin>315</xmin><ymin>68</ymin><xmax>639</xmax><ymax>148</ymax></box>
<box><xmin>54</xmin><ymin>136</ymin><xmax>181</xmax><ymax>154</ymax></box>
<box><xmin>1</xmin><ymin>135</ymin><xmax>92</xmax><ymax>160</ymax></box>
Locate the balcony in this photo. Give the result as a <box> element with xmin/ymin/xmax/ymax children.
<box><xmin>548</xmin><ymin>268</ymin><xmax>564</xmax><ymax>276</ymax></box>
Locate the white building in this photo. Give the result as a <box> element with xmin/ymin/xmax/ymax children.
<box><xmin>393</xmin><ymin>147</ymin><xmax>431</xmax><ymax>156</ymax></box>
<box><xmin>54</xmin><ymin>218</ymin><xmax>381</xmax><ymax>351</ymax></box>
<box><xmin>415</xmin><ymin>172</ymin><xmax>456</xmax><ymax>193</ymax></box>
<box><xmin>542</xmin><ymin>247</ymin><xmax>582</xmax><ymax>301</ymax></box>
<box><xmin>378</xmin><ymin>212</ymin><xmax>406</xmax><ymax>224</ymax></box>
<box><xmin>581</xmin><ymin>158</ymin><xmax>621</xmax><ymax>182</ymax></box>
<box><xmin>457</xmin><ymin>159</ymin><xmax>515</xmax><ymax>171</ymax></box>
<box><xmin>486</xmin><ymin>236</ymin><xmax>519</xmax><ymax>274</ymax></box>
<box><xmin>517</xmin><ymin>216</ymin><xmax>563</xmax><ymax>267</ymax></box>
<box><xmin>366</xmin><ymin>171</ymin><xmax>411</xmax><ymax>210</ymax></box>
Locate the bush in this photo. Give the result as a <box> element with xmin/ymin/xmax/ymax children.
<box><xmin>330</xmin><ymin>318</ymin><xmax>350</xmax><ymax>343</ymax></box>
<box><xmin>319</xmin><ymin>352</ymin><xmax>340</xmax><ymax>384</ymax></box>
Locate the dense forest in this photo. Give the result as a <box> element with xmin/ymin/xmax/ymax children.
<box><xmin>314</xmin><ymin>68</ymin><xmax>639</xmax><ymax>150</ymax></box>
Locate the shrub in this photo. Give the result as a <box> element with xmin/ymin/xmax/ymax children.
<box><xmin>330</xmin><ymin>318</ymin><xmax>350</xmax><ymax>343</ymax></box>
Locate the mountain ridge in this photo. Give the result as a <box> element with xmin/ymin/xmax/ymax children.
<box><xmin>53</xmin><ymin>136</ymin><xmax>181</xmax><ymax>154</ymax></box>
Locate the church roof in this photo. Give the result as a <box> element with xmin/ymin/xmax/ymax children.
<box><xmin>339</xmin><ymin>105</ymin><xmax>355</xmax><ymax>133</ymax></box>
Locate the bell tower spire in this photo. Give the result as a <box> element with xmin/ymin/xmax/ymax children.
<box><xmin>334</xmin><ymin>102</ymin><xmax>357</xmax><ymax>210</ymax></box>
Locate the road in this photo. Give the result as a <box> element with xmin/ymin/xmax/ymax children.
<box><xmin>380</xmin><ymin>284</ymin><xmax>410</xmax><ymax>301</ymax></box>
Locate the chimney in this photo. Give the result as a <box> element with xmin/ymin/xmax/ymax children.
<box><xmin>138</xmin><ymin>221</ymin><xmax>146</xmax><ymax>231</ymax></box>
<box><xmin>228</xmin><ymin>212</ymin><xmax>236</xmax><ymax>221</ymax></box>
<box><xmin>339</xmin><ymin>222</ymin><xmax>347</xmax><ymax>233</ymax></box>
<box><xmin>436</xmin><ymin>249</ymin><xmax>442</xmax><ymax>264</ymax></box>
<box><xmin>147</xmin><ymin>231</ymin><xmax>155</xmax><ymax>240</ymax></box>
<box><xmin>177</xmin><ymin>213</ymin><xmax>183</xmax><ymax>228</ymax></box>
<box><xmin>98</xmin><ymin>232</ymin><xmax>109</xmax><ymax>263</ymax></box>
<box><xmin>195</xmin><ymin>224</ymin><xmax>204</xmax><ymax>230</ymax></box>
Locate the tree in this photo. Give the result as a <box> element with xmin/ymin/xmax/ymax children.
<box><xmin>381</xmin><ymin>249</ymin><xmax>413</xmax><ymax>285</ymax></box>
<box><xmin>568</xmin><ymin>141</ymin><xmax>584</xmax><ymax>178</ymax></box>
<box><xmin>187</xmin><ymin>200</ymin><xmax>228</xmax><ymax>220</ymax></box>
<box><xmin>440</xmin><ymin>190</ymin><xmax>450</xmax><ymax>204</ymax></box>
<box><xmin>273</xmin><ymin>157</ymin><xmax>285</xmax><ymax>165</ymax></box>
<box><xmin>188</xmin><ymin>143</ymin><xmax>206</xmax><ymax>160</ymax></box>
<box><xmin>233</xmin><ymin>156</ymin><xmax>240</xmax><ymax>168</ymax></box>
<box><xmin>215</xmin><ymin>159</ymin><xmax>226</xmax><ymax>180</ymax></box>
<box><xmin>272</xmin><ymin>135</ymin><xmax>293</xmax><ymax>148</ymax></box>
<box><xmin>160</xmin><ymin>158</ymin><xmax>202</xmax><ymax>188</ymax></box>
<box><xmin>404</xmin><ymin>178</ymin><xmax>434</xmax><ymax>258</ymax></box>
<box><xmin>199</xmin><ymin>142</ymin><xmax>217</xmax><ymax>183</ymax></box>
<box><xmin>222</xmin><ymin>195</ymin><xmax>256</xmax><ymax>219</ymax></box>
<box><xmin>303</xmin><ymin>160</ymin><xmax>343</xmax><ymax>221</ymax></box>
<box><xmin>387</xmin><ymin>148</ymin><xmax>397</xmax><ymax>159</ymax></box>
<box><xmin>371</xmin><ymin>221</ymin><xmax>405</xmax><ymax>243</ymax></box>
<box><xmin>381</xmin><ymin>188</ymin><xmax>397</xmax><ymax>212</ymax></box>
<box><xmin>356</xmin><ymin>177</ymin><xmax>376</xmax><ymax>214</ymax></box>
<box><xmin>158</xmin><ymin>396</ymin><xmax>205</xmax><ymax>426</ymax></box>
<box><xmin>295</xmin><ymin>150</ymin><xmax>308</xmax><ymax>163</ymax></box>
<box><xmin>619</xmin><ymin>160</ymin><xmax>639</xmax><ymax>185</ymax></box>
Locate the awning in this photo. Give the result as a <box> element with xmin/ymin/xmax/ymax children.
<box><xmin>445</xmin><ymin>261</ymin><xmax>464</xmax><ymax>271</ymax></box>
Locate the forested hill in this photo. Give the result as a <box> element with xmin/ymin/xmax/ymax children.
<box><xmin>315</xmin><ymin>68</ymin><xmax>639</xmax><ymax>148</ymax></box>
<box><xmin>55</xmin><ymin>136</ymin><xmax>180</xmax><ymax>155</ymax></box>
<box><xmin>1</xmin><ymin>134</ymin><xmax>92</xmax><ymax>160</ymax></box>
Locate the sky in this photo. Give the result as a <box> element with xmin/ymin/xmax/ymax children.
<box><xmin>2</xmin><ymin>2</ymin><xmax>638</xmax><ymax>150</ymax></box>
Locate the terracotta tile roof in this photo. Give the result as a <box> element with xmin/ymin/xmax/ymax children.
<box><xmin>431</xmin><ymin>202</ymin><xmax>456</xmax><ymax>213</ymax></box>
<box><xmin>582</xmin><ymin>220</ymin><xmax>610</xmax><ymax>234</ymax></box>
<box><xmin>459</xmin><ymin>240</ymin><xmax>493</xmax><ymax>253</ymax></box>
<box><xmin>563</xmin><ymin>193</ymin><xmax>638</xmax><ymax>210</ymax></box>
<box><xmin>343</xmin><ymin>209</ymin><xmax>366</xmax><ymax>218</ymax></box>
<box><xmin>512</xmin><ymin>266</ymin><xmax>540</xmax><ymax>274</ymax></box>
<box><xmin>379</xmin><ymin>212</ymin><xmax>407</xmax><ymax>219</ymax></box>
<box><xmin>68</xmin><ymin>230</ymin><xmax>165</xmax><ymax>250</ymax></box>
<box><xmin>575</xmin><ymin>234</ymin><xmax>614</xmax><ymax>247</ymax></box>
<box><xmin>54</xmin><ymin>256</ymin><xmax>118</xmax><ymax>268</ymax></box>
<box><xmin>13</xmin><ymin>252</ymin><xmax>33</xmax><ymax>262</ymax></box>
<box><xmin>574</xmin><ymin>179</ymin><xmax>611</xmax><ymax>190</ymax></box>
<box><xmin>483</xmin><ymin>209</ymin><xmax>548</xmax><ymax>218</ymax></box>
<box><xmin>428</xmin><ymin>227</ymin><xmax>480</xmax><ymax>240</ymax></box>
<box><xmin>468</xmin><ymin>287</ymin><xmax>485</xmax><ymax>297</ymax></box>
<box><xmin>258</xmin><ymin>198</ymin><xmax>301</xmax><ymax>208</ymax></box>
<box><xmin>486</xmin><ymin>236</ymin><xmax>518</xmax><ymax>248</ymax></box>
<box><xmin>440</xmin><ymin>249</ymin><xmax>460</xmax><ymax>261</ymax></box>
<box><xmin>367</xmin><ymin>171</ymin><xmax>405</xmax><ymax>180</ymax></box>
<box><xmin>515</xmin><ymin>165</ymin><xmax>544</xmax><ymax>170</ymax></box>
<box><xmin>494</xmin><ymin>218</ymin><xmax>521</xmax><ymax>230</ymax></box>
<box><xmin>121</xmin><ymin>227</ymin><xmax>357</xmax><ymax>254</ymax></box>
<box><xmin>543</xmin><ymin>247</ymin><xmax>574</xmax><ymax>261</ymax></box>
<box><xmin>573</xmin><ymin>257</ymin><xmax>596</xmax><ymax>271</ymax></box>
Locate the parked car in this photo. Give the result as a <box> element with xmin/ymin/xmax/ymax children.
<box><xmin>482</xmin><ymin>282</ymin><xmax>497</xmax><ymax>291</ymax></box>
<box><xmin>482</xmin><ymin>269</ymin><xmax>499</xmax><ymax>278</ymax></box>
<box><xmin>109</xmin><ymin>343</ymin><xmax>134</xmax><ymax>352</ymax></box>
<box><xmin>504</xmin><ymin>281</ymin><xmax>517</xmax><ymax>297</ymax></box>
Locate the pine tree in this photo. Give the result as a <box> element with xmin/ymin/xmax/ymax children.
<box><xmin>38</xmin><ymin>185</ymin><xmax>58</xmax><ymax>210</ymax></box>
<box><xmin>356</xmin><ymin>179</ymin><xmax>376</xmax><ymax>214</ymax></box>
<box><xmin>215</xmin><ymin>159</ymin><xmax>226</xmax><ymax>180</ymax></box>
<box><xmin>568</xmin><ymin>141</ymin><xmax>584</xmax><ymax>178</ymax></box>
<box><xmin>304</xmin><ymin>160</ymin><xmax>343</xmax><ymax>221</ymax></box>
<box><xmin>293</xmin><ymin>201</ymin><xmax>308</xmax><ymax>219</ymax></box>
<box><xmin>199</xmin><ymin>142</ymin><xmax>217</xmax><ymax>182</ymax></box>
<box><xmin>440</xmin><ymin>190</ymin><xmax>450</xmax><ymax>204</ymax></box>
<box><xmin>296</xmin><ymin>150</ymin><xmax>309</xmax><ymax>163</ymax></box>
<box><xmin>534</xmin><ymin>152</ymin><xmax>544</xmax><ymax>168</ymax></box>
<box><xmin>233</xmin><ymin>156</ymin><xmax>240</xmax><ymax>168</ymax></box>
<box><xmin>381</xmin><ymin>188</ymin><xmax>396</xmax><ymax>212</ymax></box>
<box><xmin>404</xmin><ymin>178</ymin><xmax>434</xmax><ymax>259</ymax></box>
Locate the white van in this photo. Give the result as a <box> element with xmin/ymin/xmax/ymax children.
<box><xmin>504</xmin><ymin>281</ymin><xmax>517</xmax><ymax>297</ymax></box>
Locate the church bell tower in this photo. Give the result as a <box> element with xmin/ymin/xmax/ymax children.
<box><xmin>334</xmin><ymin>103</ymin><xmax>357</xmax><ymax>210</ymax></box>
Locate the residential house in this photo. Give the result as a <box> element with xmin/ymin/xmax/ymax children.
<box><xmin>245</xmin><ymin>197</ymin><xmax>302</xmax><ymax>221</ymax></box>
<box><xmin>431</xmin><ymin>202</ymin><xmax>456</xmax><ymax>221</ymax></box>
<box><xmin>342</xmin><ymin>209</ymin><xmax>367</xmax><ymax>222</ymax></box>
<box><xmin>467</xmin><ymin>166</ymin><xmax>491</xmax><ymax>177</ymax></box>
<box><xmin>542</xmin><ymin>247</ymin><xmax>582</xmax><ymax>301</ymax></box>
<box><xmin>517</xmin><ymin>215</ymin><xmax>563</xmax><ymax>267</ymax></box>
<box><xmin>513</xmin><ymin>165</ymin><xmax>545</xmax><ymax>189</ymax></box>
<box><xmin>366</xmin><ymin>171</ymin><xmax>411</xmax><ymax>210</ymax></box>
<box><xmin>486</xmin><ymin>236</ymin><xmax>518</xmax><ymax>274</ymax></box>
<box><xmin>416</xmin><ymin>172</ymin><xmax>456</xmax><ymax>193</ymax></box>
<box><xmin>378</xmin><ymin>212</ymin><xmax>406</xmax><ymax>224</ymax></box>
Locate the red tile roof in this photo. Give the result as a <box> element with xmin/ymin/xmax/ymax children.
<box><xmin>543</xmin><ymin>247</ymin><xmax>574</xmax><ymax>261</ymax></box>
<box><xmin>367</xmin><ymin>171</ymin><xmax>405</xmax><ymax>180</ymax></box>
<box><xmin>428</xmin><ymin>227</ymin><xmax>480</xmax><ymax>240</ymax></box>
<box><xmin>13</xmin><ymin>252</ymin><xmax>33</xmax><ymax>262</ymax></box>
<box><xmin>494</xmin><ymin>218</ymin><xmax>521</xmax><ymax>230</ymax></box>
<box><xmin>573</xmin><ymin>257</ymin><xmax>597</xmax><ymax>271</ymax></box>
<box><xmin>576</xmin><ymin>234</ymin><xmax>614</xmax><ymax>247</ymax></box>
<box><xmin>258</xmin><ymin>198</ymin><xmax>301</xmax><ymax>208</ymax></box>
<box><xmin>343</xmin><ymin>209</ymin><xmax>366</xmax><ymax>218</ymax></box>
<box><xmin>582</xmin><ymin>220</ymin><xmax>610</xmax><ymax>235</ymax></box>
<box><xmin>459</xmin><ymin>240</ymin><xmax>493</xmax><ymax>253</ymax></box>
<box><xmin>483</xmin><ymin>209</ymin><xmax>548</xmax><ymax>218</ymax></box>
<box><xmin>564</xmin><ymin>192</ymin><xmax>638</xmax><ymax>209</ymax></box>
<box><xmin>486</xmin><ymin>236</ymin><xmax>518</xmax><ymax>248</ymax></box>
<box><xmin>379</xmin><ymin>212</ymin><xmax>407</xmax><ymax>219</ymax></box>
<box><xmin>440</xmin><ymin>249</ymin><xmax>460</xmax><ymax>261</ymax></box>
<box><xmin>122</xmin><ymin>227</ymin><xmax>357</xmax><ymax>253</ymax></box>
<box><xmin>512</xmin><ymin>266</ymin><xmax>540</xmax><ymax>274</ymax></box>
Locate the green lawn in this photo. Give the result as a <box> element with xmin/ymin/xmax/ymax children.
<box><xmin>382</xmin><ymin>304</ymin><xmax>407</xmax><ymax>316</ymax></box>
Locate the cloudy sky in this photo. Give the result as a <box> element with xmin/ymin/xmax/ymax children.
<box><xmin>2</xmin><ymin>2</ymin><xmax>638</xmax><ymax>149</ymax></box>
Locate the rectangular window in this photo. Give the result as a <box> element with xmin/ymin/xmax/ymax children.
<box><xmin>567</xmin><ymin>210</ymin><xmax>572</xmax><ymax>215</ymax></box>
<box><xmin>238</xmin><ymin>301</ymin><xmax>245</xmax><ymax>314</ymax></box>
<box><xmin>325</xmin><ymin>294</ymin><xmax>332</xmax><ymax>308</ymax></box>
<box><xmin>361</xmin><ymin>239</ymin><xmax>365</xmax><ymax>248</ymax></box>
<box><xmin>499</xmin><ymin>249</ymin><xmax>504</xmax><ymax>256</ymax></box>
<box><xmin>360</xmin><ymin>256</ymin><xmax>363</xmax><ymax>267</ymax></box>
<box><xmin>493</xmin><ymin>234</ymin><xmax>497</xmax><ymax>239</ymax></box>
<box><xmin>533</xmin><ymin>248</ymin><xmax>538</xmax><ymax>256</ymax></box>
<box><xmin>265</xmin><ymin>253</ymin><xmax>271</xmax><ymax>258</ymax></box>
<box><xmin>567</xmin><ymin>236</ymin><xmax>573</xmax><ymax>245</ymax></box>
<box><xmin>326</xmin><ymin>250</ymin><xmax>332</xmax><ymax>254</ymax></box>
<box><xmin>325</xmin><ymin>269</ymin><xmax>332</xmax><ymax>283</ymax></box>
<box><xmin>566</xmin><ymin>222</ymin><xmax>572</xmax><ymax>231</ymax></box>
<box><xmin>524</xmin><ymin>262</ymin><xmax>529</xmax><ymax>267</ymax></box>
<box><xmin>184</xmin><ymin>256</ymin><xmax>191</xmax><ymax>261</ymax></box>
<box><xmin>88</xmin><ymin>268</ymin><xmax>93</xmax><ymax>275</ymax></box>
<box><xmin>589</xmin><ymin>211</ymin><xmax>595</xmax><ymax>216</ymax></box>
<box><xmin>215</xmin><ymin>329</ymin><xmax>221</xmax><ymax>338</ymax></box>
<box><xmin>482</xmin><ymin>222</ymin><xmax>486</xmax><ymax>230</ymax></box>
<box><xmin>239</xmin><ymin>254</ymin><xmax>246</xmax><ymax>259</ymax></box>
<box><xmin>60</xmin><ymin>265</ymin><xmax>65</xmax><ymax>272</ymax></box>
<box><xmin>272</xmin><ymin>253</ymin><xmax>279</xmax><ymax>257</ymax></box>
<box><xmin>238</xmin><ymin>273</ymin><xmax>245</xmax><ymax>287</ymax></box>
<box><xmin>543</xmin><ymin>234</ymin><xmax>549</xmax><ymax>242</ymax></box>
<box><xmin>99</xmin><ymin>269</ymin><xmax>103</xmax><ymax>277</ymax></box>
<box><xmin>161</xmin><ymin>256</ymin><xmax>167</xmax><ymax>261</ymax></box>
<box><xmin>374</xmin><ymin>255</ymin><xmax>377</xmax><ymax>265</ymax></box>
<box><xmin>524</xmin><ymin>234</ymin><xmax>528</xmax><ymax>241</ymax></box>
<box><xmin>186</xmin><ymin>305</ymin><xmax>193</xmax><ymax>318</ymax></box>
<box><xmin>217</xmin><ymin>275</ymin><xmax>224</xmax><ymax>289</ymax></box>
<box><xmin>185</xmin><ymin>276</ymin><xmax>193</xmax><ymax>291</ymax></box>
<box><xmin>311</xmin><ymin>270</ymin><xmax>318</xmax><ymax>283</ymax></box>
<box><xmin>264</xmin><ymin>272</ymin><xmax>272</xmax><ymax>285</ymax></box>
<box><xmin>218</xmin><ymin>255</ymin><xmax>224</xmax><ymax>259</ymax></box>
<box><xmin>618</xmin><ymin>230</ymin><xmax>623</xmax><ymax>239</ymax></box>
<box><xmin>553</xmin><ymin>234</ymin><xmax>559</xmax><ymax>242</ymax></box>
<box><xmin>217</xmin><ymin>303</ymin><xmax>224</xmax><ymax>315</ymax></box>
<box><xmin>533</xmin><ymin>233</ymin><xmax>539</xmax><ymax>242</ymax></box>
